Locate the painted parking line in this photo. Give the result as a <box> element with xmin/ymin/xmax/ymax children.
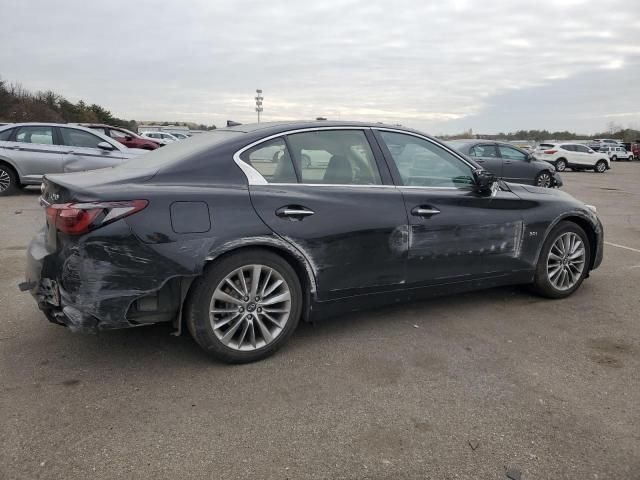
<box><xmin>605</xmin><ymin>241</ymin><xmax>640</xmax><ymax>254</ymax></box>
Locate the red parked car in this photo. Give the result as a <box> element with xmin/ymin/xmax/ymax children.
<box><xmin>79</xmin><ymin>124</ymin><xmax>160</xmax><ymax>150</ymax></box>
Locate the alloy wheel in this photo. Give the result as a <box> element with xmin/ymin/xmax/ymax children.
<box><xmin>0</xmin><ymin>169</ymin><xmax>10</xmax><ymax>192</ymax></box>
<box><xmin>596</xmin><ymin>161</ymin><xmax>606</xmax><ymax>172</ymax></box>
<box><xmin>208</xmin><ymin>264</ymin><xmax>291</xmax><ymax>351</ymax></box>
<box><xmin>555</xmin><ymin>160</ymin><xmax>566</xmax><ymax>172</ymax></box>
<box><xmin>546</xmin><ymin>232</ymin><xmax>586</xmax><ymax>291</ymax></box>
<box><xmin>536</xmin><ymin>172</ymin><xmax>552</xmax><ymax>188</ymax></box>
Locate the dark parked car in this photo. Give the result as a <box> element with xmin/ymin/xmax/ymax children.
<box><xmin>446</xmin><ymin>139</ymin><xmax>561</xmax><ymax>188</ymax></box>
<box><xmin>23</xmin><ymin>121</ymin><xmax>603</xmax><ymax>363</ymax></box>
<box><xmin>79</xmin><ymin>124</ymin><xmax>160</xmax><ymax>150</ymax></box>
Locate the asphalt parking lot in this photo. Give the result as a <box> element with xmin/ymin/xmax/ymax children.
<box><xmin>1</xmin><ymin>164</ymin><xmax>639</xmax><ymax>480</ymax></box>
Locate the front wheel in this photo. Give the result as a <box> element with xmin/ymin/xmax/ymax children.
<box><xmin>535</xmin><ymin>171</ymin><xmax>553</xmax><ymax>188</ymax></box>
<box><xmin>595</xmin><ymin>160</ymin><xmax>607</xmax><ymax>173</ymax></box>
<box><xmin>554</xmin><ymin>159</ymin><xmax>567</xmax><ymax>172</ymax></box>
<box><xmin>531</xmin><ymin>222</ymin><xmax>590</xmax><ymax>299</ymax></box>
<box><xmin>186</xmin><ymin>249</ymin><xmax>303</xmax><ymax>363</ymax></box>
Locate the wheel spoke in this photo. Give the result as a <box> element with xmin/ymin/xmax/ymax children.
<box><xmin>261</xmin><ymin>311</ymin><xmax>283</xmax><ymax>328</ymax></box>
<box><xmin>236</xmin><ymin>320</ymin><xmax>250</xmax><ymax>348</ymax></box>
<box><xmin>220</xmin><ymin>317</ymin><xmax>244</xmax><ymax>345</ymax></box>
<box><xmin>261</xmin><ymin>291</ymin><xmax>291</xmax><ymax>306</ymax></box>
<box><xmin>254</xmin><ymin>315</ymin><xmax>273</xmax><ymax>343</ymax></box>
<box><xmin>260</xmin><ymin>269</ymin><xmax>272</xmax><ymax>297</ymax></box>
<box><xmin>213</xmin><ymin>289</ymin><xmax>243</xmax><ymax>305</ymax></box>
<box><xmin>211</xmin><ymin>307</ymin><xmax>240</xmax><ymax>314</ymax></box>
<box><xmin>248</xmin><ymin>322</ymin><xmax>257</xmax><ymax>348</ymax></box>
<box><xmin>213</xmin><ymin>312</ymin><xmax>242</xmax><ymax>330</ymax></box>
<box><xmin>263</xmin><ymin>278</ymin><xmax>283</xmax><ymax>297</ymax></box>
<box><xmin>250</xmin><ymin>265</ymin><xmax>261</xmax><ymax>298</ymax></box>
<box><xmin>224</xmin><ymin>278</ymin><xmax>245</xmax><ymax>297</ymax></box>
<box><xmin>237</xmin><ymin>268</ymin><xmax>249</xmax><ymax>295</ymax></box>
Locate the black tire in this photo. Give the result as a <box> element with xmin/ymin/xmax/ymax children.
<box><xmin>531</xmin><ymin>221</ymin><xmax>591</xmax><ymax>299</ymax></box>
<box><xmin>0</xmin><ymin>163</ymin><xmax>19</xmax><ymax>196</ymax></box>
<box><xmin>185</xmin><ymin>249</ymin><xmax>303</xmax><ymax>363</ymax></box>
<box><xmin>535</xmin><ymin>170</ymin><xmax>553</xmax><ymax>188</ymax></box>
<box><xmin>611</xmin><ymin>155</ymin><xmax>617</xmax><ymax>161</ymax></box>
<box><xmin>594</xmin><ymin>160</ymin><xmax>607</xmax><ymax>173</ymax></box>
<box><xmin>554</xmin><ymin>159</ymin><xmax>567</xmax><ymax>172</ymax></box>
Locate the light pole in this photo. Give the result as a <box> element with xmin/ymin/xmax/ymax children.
<box><xmin>255</xmin><ymin>89</ymin><xmax>263</xmax><ymax>123</ymax></box>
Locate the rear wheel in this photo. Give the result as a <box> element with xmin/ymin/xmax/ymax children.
<box><xmin>186</xmin><ymin>249</ymin><xmax>303</xmax><ymax>363</ymax></box>
<box><xmin>531</xmin><ymin>222</ymin><xmax>590</xmax><ymax>299</ymax></box>
<box><xmin>0</xmin><ymin>164</ymin><xmax>18</xmax><ymax>196</ymax></box>
<box><xmin>535</xmin><ymin>171</ymin><xmax>553</xmax><ymax>188</ymax></box>
<box><xmin>611</xmin><ymin>155</ymin><xmax>617</xmax><ymax>161</ymax></box>
<box><xmin>554</xmin><ymin>159</ymin><xmax>567</xmax><ymax>172</ymax></box>
<box><xmin>595</xmin><ymin>160</ymin><xmax>607</xmax><ymax>173</ymax></box>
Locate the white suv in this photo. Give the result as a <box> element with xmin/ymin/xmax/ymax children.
<box><xmin>599</xmin><ymin>145</ymin><xmax>633</xmax><ymax>161</ymax></box>
<box><xmin>139</xmin><ymin>131</ymin><xmax>178</xmax><ymax>145</ymax></box>
<box><xmin>535</xmin><ymin>143</ymin><xmax>610</xmax><ymax>173</ymax></box>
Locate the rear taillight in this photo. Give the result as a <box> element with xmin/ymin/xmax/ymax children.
<box><xmin>543</xmin><ymin>149</ymin><xmax>557</xmax><ymax>154</ymax></box>
<box><xmin>45</xmin><ymin>200</ymin><xmax>148</xmax><ymax>235</ymax></box>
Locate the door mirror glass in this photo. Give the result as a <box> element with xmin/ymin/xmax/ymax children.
<box><xmin>97</xmin><ymin>141</ymin><xmax>115</xmax><ymax>151</ymax></box>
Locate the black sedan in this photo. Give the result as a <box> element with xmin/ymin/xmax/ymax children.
<box><xmin>23</xmin><ymin>121</ymin><xmax>603</xmax><ymax>363</ymax></box>
<box><xmin>446</xmin><ymin>139</ymin><xmax>561</xmax><ymax>188</ymax></box>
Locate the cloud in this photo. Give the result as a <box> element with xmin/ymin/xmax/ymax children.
<box><xmin>0</xmin><ymin>0</ymin><xmax>639</xmax><ymax>133</ymax></box>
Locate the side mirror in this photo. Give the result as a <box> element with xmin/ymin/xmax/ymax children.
<box><xmin>125</xmin><ymin>135</ymin><xmax>133</xmax><ymax>141</ymax></box>
<box><xmin>474</xmin><ymin>169</ymin><xmax>498</xmax><ymax>194</ymax></box>
<box><xmin>97</xmin><ymin>141</ymin><xmax>115</xmax><ymax>151</ymax></box>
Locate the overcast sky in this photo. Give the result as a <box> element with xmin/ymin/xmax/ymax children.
<box><xmin>1</xmin><ymin>0</ymin><xmax>639</xmax><ymax>133</ymax></box>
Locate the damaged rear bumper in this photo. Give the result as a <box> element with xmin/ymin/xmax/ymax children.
<box><xmin>22</xmin><ymin>224</ymin><xmax>205</xmax><ymax>333</ymax></box>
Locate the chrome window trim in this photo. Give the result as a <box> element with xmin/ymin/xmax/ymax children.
<box><xmin>233</xmin><ymin>126</ymin><xmax>377</xmax><ymax>187</ymax></box>
<box><xmin>232</xmin><ymin>125</ymin><xmax>477</xmax><ymax>191</ymax></box>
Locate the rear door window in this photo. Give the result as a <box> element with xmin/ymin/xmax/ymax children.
<box><xmin>15</xmin><ymin>126</ymin><xmax>54</xmax><ymax>145</ymax></box>
<box><xmin>286</xmin><ymin>130</ymin><xmax>382</xmax><ymax>185</ymax></box>
<box><xmin>470</xmin><ymin>144</ymin><xmax>498</xmax><ymax>157</ymax></box>
<box><xmin>240</xmin><ymin>138</ymin><xmax>297</xmax><ymax>183</ymax></box>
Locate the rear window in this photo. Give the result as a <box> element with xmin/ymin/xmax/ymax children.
<box><xmin>539</xmin><ymin>144</ymin><xmax>555</xmax><ymax>149</ymax></box>
<box><xmin>118</xmin><ymin>130</ymin><xmax>242</xmax><ymax>169</ymax></box>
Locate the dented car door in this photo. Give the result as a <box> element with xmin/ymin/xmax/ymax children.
<box><xmin>375</xmin><ymin>129</ymin><xmax>526</xmax><ymax>286</ymax></box>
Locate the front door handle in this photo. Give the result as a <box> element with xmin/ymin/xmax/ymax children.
<box><xmin>411</xmin><ymin>206</ymin><xmax>441</xmax><ymax>217</ymax></box>
<box><xmin>276</xmin><ymin>206</ymin><xmax>315</xmax><ymax>219</ymax></box>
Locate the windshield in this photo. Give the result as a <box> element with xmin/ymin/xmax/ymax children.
<box><xmin>118</xmin><ymin>130</ymin><xmax>242</xmax><ymax>169</ymax></box>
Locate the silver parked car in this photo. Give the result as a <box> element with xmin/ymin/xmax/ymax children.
<box><xmin>0</xmin><ymin>123</ymin><xmax>147</xmax><ymax>195</ymax></box>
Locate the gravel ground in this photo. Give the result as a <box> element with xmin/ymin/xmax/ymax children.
<box><xmin>1</xmin><ymin>163</ymin><xmax>639</xmax><ymax>479</ymax></box>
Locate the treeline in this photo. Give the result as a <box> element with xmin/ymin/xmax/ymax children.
<box><xmin>0</xmin><ymin>78</ymin><xmax>137</xmax><ymax>130</ymax></box>
<box><xmin>0</xmin><ymin>78</ymin><xmax>216</xmax><ymax>131</ymax></box>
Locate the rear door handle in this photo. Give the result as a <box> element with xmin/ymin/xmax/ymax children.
<box><xmin>411</xmin><ymin>206</ymin><xmax>441</xmax><ymax>217</ymax></box>
<box><xmin>276</xmin><ymin>206</ymin><xmax>315</xmax><ymax>219</ymax></box>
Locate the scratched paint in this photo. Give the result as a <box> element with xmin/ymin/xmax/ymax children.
<box><xmin>408</xmin><ymin>221</ymin><xmax>525</xmax><ymax>259</ymax></box>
